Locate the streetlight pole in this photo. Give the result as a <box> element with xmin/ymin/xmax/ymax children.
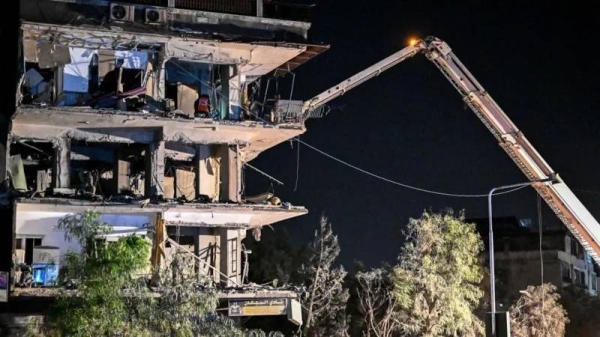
<box><xmin>488</xmin><ymin>178</ymin><xmax>552</xmax><ymax>337</ymax></box>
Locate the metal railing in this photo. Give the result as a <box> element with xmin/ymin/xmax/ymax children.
<box><xmin>267</xmin><ymin>99</ymin><xmax>304</xmax><ymax>124</ymax></box>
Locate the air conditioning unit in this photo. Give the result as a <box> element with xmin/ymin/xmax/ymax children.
<box><xmin>110</xmin><ymin>3</ymin><xmax>135</xmax><ymax>22</ymax></box>
<box><xmin>145</xmin><ymin>7</ymin><xmax>167</xmax><ymax>25</ymax></box>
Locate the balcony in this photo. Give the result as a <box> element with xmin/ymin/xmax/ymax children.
<box><xmin>16</xmin><ymin>22</ymin><xmax>331</xmax><ymax>160</ymax></box>
<box><xmin>13</xmin><ymin>105</ymin><xmax>306</xmax><ymax>162</ymax></box>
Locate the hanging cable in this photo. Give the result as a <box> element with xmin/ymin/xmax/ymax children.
<box><xmin>243</xmin><ymin>162</ymin><xmax>284</xmax><ymax>186</ymax></box>
<box><xmin>268</xmin><ymin>182</ymin><xmax>275</xmax><ymax>194</ymax></box>
<box><xmin>168</xmin><ymin>60</ymin><xmax>532</xmax><ymax>199</ymax></box>
<box><xmin>297</xmin><ymin>139</ymin><xmax>529</xmax><ymax>198</ymax></box>
<box><xmin>294</xmin><ymin>137</ymin><xmax>300</xmax><ymax>192</ymax></box>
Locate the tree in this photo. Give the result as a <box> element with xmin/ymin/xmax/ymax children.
<box><xmin>392</xmin><ymin>210</ymin><xmax>485</xmax><ymax>337</ymax></box>
<box><xmin>45</xmin><ymin>211</ymin><xmax>151</xmax><ymax>336</ymax></box>
<box><xmin>28</xmin><ymin>211</ymin><xmax>243</xmax><ymax>337</ymax></box>
<box><xmin>300</xmin><ymin>216</ymin><xmax>350</xmax><ymax>337</ymax></box>
<box><xmin>560</xmin><ymin>285</ymin><xmax>600</xmax><ymax>337</ymax></box>
<box><xmin>354</xmin><ymin>266</ymin><xmax>401</xmax><ymax>337</ymax></box>
<box><xmin>136</xmin><ymin>252</ymin><xmax>241</xmax><ymax>337</ymax></box>
<box><xmin>509</xmin><ymin>283</ymin><xmax>568</xmax><ymax>337</ymax></box>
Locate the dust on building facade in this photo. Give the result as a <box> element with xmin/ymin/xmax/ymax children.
<box><xmin>4</xmin><ymin>0</ymin><xmax>328</xmax><ymax>324</ymax></box>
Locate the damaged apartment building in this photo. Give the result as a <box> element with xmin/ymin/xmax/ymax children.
<box><xmin>5</xmin><ymin>0</ymin><xmax>328</xmax><ymax>324</ymax></box>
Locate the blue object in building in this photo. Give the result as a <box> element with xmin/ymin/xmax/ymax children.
<box><xmin>32</xmin><ymin>264</ymin><xmax>59</xmax><ymax>286</ymax></box>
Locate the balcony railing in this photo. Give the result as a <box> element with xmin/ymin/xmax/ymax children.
<box><xmin>266</xmin><ymin>99</ymin><xmax>304</xmax><ymax>124</ymax></box>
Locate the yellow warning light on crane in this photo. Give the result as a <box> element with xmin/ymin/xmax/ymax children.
<box><xmin>408</xmin><ymin>38</ymin><xmax>419</xmax><ymax>46</ymax></box>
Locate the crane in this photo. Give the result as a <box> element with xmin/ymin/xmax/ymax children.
<box><xmin>302</xmin><ymin>36</ymin><xmax>600</xmax><ymax>266</ymax></box>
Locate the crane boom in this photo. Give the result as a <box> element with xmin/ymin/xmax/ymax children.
<box><xmin>301</xmin><ymin>45</ymin><xmax>423</xmax><ymax>116</ymax></box>
<box><xmin>303</xmin><ymin>36</ymin><xmax>600</xmax><ymax>264</ymax></box>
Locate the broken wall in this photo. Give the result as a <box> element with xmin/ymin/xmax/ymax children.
<box><xmin>15</xmin><ymin>204</ymin><xmax>154</xmax><ymax>263</ymax></box>
<box><xmin>22</xmin><ymin>40</ymin><xmax>156</xmax><ymax>108</ymax></box>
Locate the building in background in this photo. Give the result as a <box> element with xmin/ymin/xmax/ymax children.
<box><xmin>3</xmin><ymin>0</ymin><xmax>329</xmax><ymax>326</ymax></box>
<box><xmin>469</xmin><ymin>216</ymin><xmax>599</xmax><ymax>308</ymax></box>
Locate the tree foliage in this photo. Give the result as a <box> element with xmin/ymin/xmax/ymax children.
<box><xmin>139</xmin><ymin>253</ymin><xmax>240</xmax><ymax>337</ymax></box>
<box><xmin>392</xmin><ymin>210</ymin><xmax>485</xmax><ymax>337</ymax></box>
<box><xmin>300</xmin><ymin>216</ymin><xmax>350</xmax><ymax>337</ymax></box>
<box><xmin>560</xmin><ymin>285</ymin><xmax>600</xmax><ymax>337</ymax></box>
<box><xmin>28</xmin><ymin>211</ymin><xmax>242</xmax><ymax>337</ymax></box>
<box><xmin>509</xmin><ymin>283</ymin><xmax>569</xmax><ymax>337</ymax></box>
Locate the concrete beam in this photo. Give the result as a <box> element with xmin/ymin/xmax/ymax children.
<box><xmin>145</xmin><ymin>140</ymin><xmax>165</xmax><ymax>198</ymax></box>
<box><xmin>52</xmin><ymin>138</ymin><xmax>70</xmax><ymax>188</ymax></box>
<box><xmin>13</xmin><ymin>107</ymin><xmax>305</xmax><ymax>161</ymax></box>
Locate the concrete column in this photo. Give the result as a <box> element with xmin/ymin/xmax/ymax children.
<box><xmin>157</xmin><ymin>56</ymin><xmax>168</xmax><ymax>100</ymax></box>
<box><xmin>53</xmin><ymin>66</ymin><xmax>64</xmax><ymax>105</ymax></box>
<box><xmin>218</xmin><ymin>145</ymin><xmax>241</xmax><ymax>202</ymax></box>
<box><xmin>145</xmin><ymin>140</ymin><xmax>165</xmax><ymax>197</ymax></box>
<box><xmin>113</xmin><ymin>148</ymin><xmax>131</xmax><ymax>194</ymax></box>
<box><xmin>194</xmin><ymin>227</ymin><xmax>200</xmax><ymax>276</ymax></box>
<box><xmin>195</xmin><ymin>145</ymin><xmax>205</xmax><ymax>199</ymax></box>
<box><xmin>194</xmin><ymin>144</ymin><xmax>220</xmax><ymax>202</ymax></box>
<box><xmin>256</xmin><ymin>0</ymin><xmax>264</xmax><ymax>17</ymax></box>
<box><xmin>234</xmin><ymin>144</ymin><xmax>241</xmax><ymax>201</ymax></box>
<box><xmin>52</xmin><ymin>138</ymin><xmax>71</xmax><ymax>189</ymax></box>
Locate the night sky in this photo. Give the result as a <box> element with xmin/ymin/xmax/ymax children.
<box><xmin>245</xmin><ymin>3</ymin><xmax>600</xmax><ymax>267</ymax></box>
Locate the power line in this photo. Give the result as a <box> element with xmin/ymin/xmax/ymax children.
<box><xmin>297</xmin><ymin>139</ymin><xmax>529</xmax><ymax>198</ymax></box>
